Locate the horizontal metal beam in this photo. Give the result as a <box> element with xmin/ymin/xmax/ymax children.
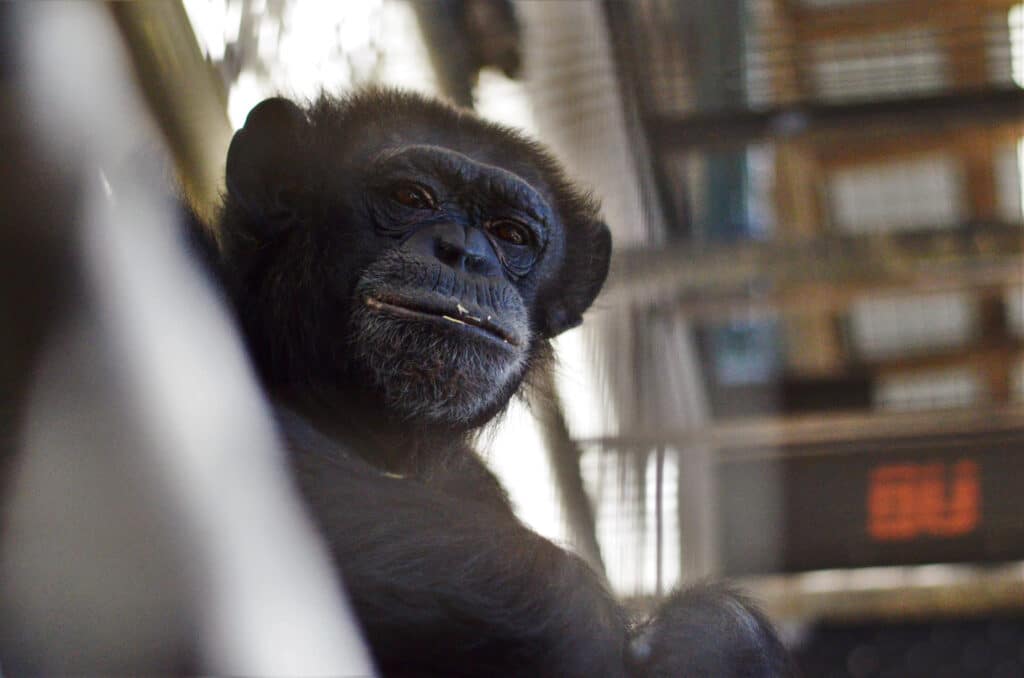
<box><xmin>576</xmin><ymin>403</ymin><xmax>1024</xmax><ymax>453</ymax></box>
<box><xmin>646</xmin><ymin>88</ymin><xmax>1024</xmax><ymax>151</ymax></box>
<box><xmin>604</xmin><ymin>222</ymin><xmax>1024</xmax><ymax>318</ymax></box>
<box><xmin>751</xmin><ymin>561</ymin><xmax>1024</xmax><ymax>622</ymax></box>
<box><xmin>627</xmin><ymin>562</ymin><xmax>1024</xmax><ymax>622</ymax></box>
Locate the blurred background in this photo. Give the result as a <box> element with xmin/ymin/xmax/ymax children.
<box><xmin>5</xmin><ymin>1</ymin><xmax>1024</xmax><ymax>675</ymax></box>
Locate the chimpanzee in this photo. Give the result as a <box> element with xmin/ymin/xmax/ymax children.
<box><xmin>197</xmin><ymin>89</ymin><xmax>792</xmax><ymax>677</ymax></box>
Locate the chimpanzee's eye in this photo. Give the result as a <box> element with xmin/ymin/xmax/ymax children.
<box><xmin>487</xmin><ymin>219</ymin><xmax>532</xmax><ymax>246</ymax></box>
<box><xmin>391</xmin><ymin>183</ymin><xmax>436</xmax><ymax>210</ymax></box>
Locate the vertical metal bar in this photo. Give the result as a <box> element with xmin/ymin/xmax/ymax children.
<box><xmin>532</xmin><ymin>369</ymin><xmax>607</xmax><ymax>575</ymax></box>
<box><xmin>655</xmin><ymin>444</ymin><xmax>665</xmax><ymax>596</ymax></box>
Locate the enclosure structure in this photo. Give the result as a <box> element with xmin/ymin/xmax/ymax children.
<box><xmin>7</xmin><ymin>1</ymin><xmax>1024</xmax><ymax>675</ymax></box>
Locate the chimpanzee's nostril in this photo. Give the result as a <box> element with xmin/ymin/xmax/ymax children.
<box><xmin>421</xmin><ymin>229</ymin><xmax>501</xmax><ymax>277</ymax></box>
<box><xmin>435</xmin><ymin>238</ymin><xmax>464</xmax><ymax>268</ymax></box>
<box><xmin>465</xmin><ymin>254</ymin><xmax>488</xmax><ymax>274</ymax></box>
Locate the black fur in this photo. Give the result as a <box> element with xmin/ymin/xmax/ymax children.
<box><xmin>201</xmin><ymin>88</ymin><xmax>792</xmax><ymax>677</ymax></box>
<box><xmin>630</xmin><ymin>583</ymin><xmax>795</xmax><ymax>678</ymax></box>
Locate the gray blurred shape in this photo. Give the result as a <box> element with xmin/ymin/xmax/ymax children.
<box><xmin>0</xmin><ymin>3</ymin><xmax>374</xmax><ymax>675</ymax></box>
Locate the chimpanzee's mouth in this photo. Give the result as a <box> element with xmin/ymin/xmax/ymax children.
<box><xmin>365</xmin><ymin>295</ymin><xmax>521</xmax><ymax>347</ymax></box>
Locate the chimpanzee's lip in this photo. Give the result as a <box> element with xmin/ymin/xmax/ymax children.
<box><xmin>365</xmin><ymin>295</ymin><xmax>521</xmax><ymax>347</ymax></box>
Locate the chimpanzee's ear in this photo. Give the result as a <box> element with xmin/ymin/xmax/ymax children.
<box><xmin>225</xmin><ymin>97</ymin><xmax>309</xmax><ymax>235</ymax></box>
<box><xmin>540</xmin><ymin>220</ymin><xmax>612</xmax><ymax>338</ymax></box>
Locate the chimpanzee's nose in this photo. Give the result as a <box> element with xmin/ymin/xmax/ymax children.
<box><xmin>403</xmin><ymin>222</ymin><xmax>502</xmax><ymax>277</ymax></box>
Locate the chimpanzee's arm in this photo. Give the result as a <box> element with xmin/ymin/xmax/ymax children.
<box><xmin>629</xmin><ymin>583</ymin><xmax>795</xmax><ymax>677</ymax></box>
<box><xmin>289</xmin><ymin>440</ymin><xmax>630</xmax><ymax>678</ymax></box>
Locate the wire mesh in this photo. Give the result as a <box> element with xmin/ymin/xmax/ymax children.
<box><xmin>616</xmin><ymin>0</ymin><xmax>1024</xmax><ymax>115</ymax></box>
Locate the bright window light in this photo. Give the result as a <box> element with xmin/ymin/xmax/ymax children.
<box><xmin>475</xmin><ymin>70</ymin><xmax>538</xmax><ymax>134</ymax></box>
<box><xmin>183</xmin><ymin>0</ymin><xmax>438</xmax><ymax>130</ymax></box>
<box><xmin>1011</xmin><ymin>4</ymin><xmax>1024</xmax><ymax>87</ymax></box>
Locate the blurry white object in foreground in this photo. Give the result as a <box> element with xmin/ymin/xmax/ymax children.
<box><xmin>1</xmin><ymin>4</ymin><xmax>373</xmax><ymax>675</ymax></box>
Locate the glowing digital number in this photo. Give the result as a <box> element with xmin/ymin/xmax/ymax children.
<box><xmin>866</xmin><ymin>460</ymin><xmax>980</xmax><ymax>542</ymax></box>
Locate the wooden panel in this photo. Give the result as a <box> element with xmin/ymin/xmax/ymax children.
<box><xmin>817</xmin><ymin>124</ymin><xmax>1024</xmax><ymax>170</ymax></box>
<box><xmin>867</xmin><ymin>340</ymin><xmax>1023</xmax><ymax>382</ymax></box>
<box><xmin>976</xmin><ymin>289</ymin><xmax>1013</xmax><ymax>402</ymax></box>
<box><xmin>942</xmin><ymin>5</ymin><xmax>993</xmax><ymax>87</ymax></box>
<box><xmin>759</xmin><ymin>0</ymin><xmax>805</xmax><ymax>102</ymax></box>
<box><xmin>792</xmin><ymin>0</ymin><xmax>1017</xmax><ymax>42</ymax></box>
<box><xmin>775</xmin><ymin>142</ymin><xmax>845</xmax><ymax>373</ymax></box>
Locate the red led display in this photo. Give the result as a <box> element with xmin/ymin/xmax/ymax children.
<box><xmin>867</xmin><ymin>460</ymin><xmax>980</xmax><ymax>542</ymax></box>
<box><xmin>718</xmin><ymin>431</ymin><xmax>1024</xmax><ymax>575</ymax></box>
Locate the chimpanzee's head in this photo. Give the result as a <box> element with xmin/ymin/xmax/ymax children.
<box><xmin>219</xmin><ymin>90</ymin><xmax>610</xmax><ymax>429</ymax></box>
